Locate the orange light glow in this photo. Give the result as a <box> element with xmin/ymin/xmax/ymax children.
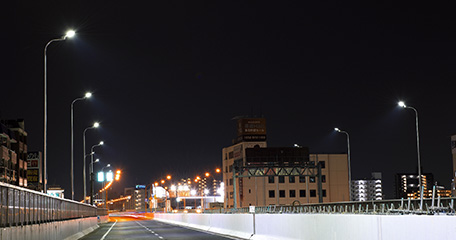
<box><xmin>215</xmin><ymin>168</ymin><xmax>221</xmax><ymax>173</ymax></box>
<box><xmin>205</xmin><ymin>172</ymin><xmax>210</xmax><ymax>177</ymax></box>
<box><xmin>166</xmin><ymin>175</ymin><xmax>171</xmax><ymax>180</ymax></box>
<box><xmin>194</xmin><ymin>179</ymin><xmax>198</xmax><ymax>182</ymax></box>
<box><xmin>154</xmin><ymin>182</ymin><xmax>159</xmax><ymax>186</ymax></box>
<box><xmin>196</xmin><ymin>176</ymin><xmax>201</xmax><ymax>180</ymax></box>
<box><xmin>161</xmin><ymin>180</ymin><xmax>165</xmax><ymax>184</ymax></box>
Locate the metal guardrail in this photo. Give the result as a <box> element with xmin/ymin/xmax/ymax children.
<box><xmin>0</xmin><ymin>182</ymin><xmax>107</xmax><ymax>227</ymax></box>
<box><xmin>204</xmin><ymin>197</ymin><xmax>455</xmax><ymax>215</ymax></box>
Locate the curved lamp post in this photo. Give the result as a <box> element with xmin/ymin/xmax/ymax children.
<box><xmin>90</xmin><ymin>141</ymin><xmax>104</xmax><ymax>204</ymax></box>
<box><xmin>335</xmin><ymin>127</ymin><xmax>351</xmax><ymax>201</ymax></box>
<box><xmin>398</xmin><ymin>101</ymin><xmax>423</xmax><ymax>209</ymax></box>
<box><xmin>83</xmin><ymin>122</ymin><xmax>99</xmax><ymax>202</ymax></box>
<box><xmin>70</xmin><ymin>92</ymin><xmax>91</xmax><ymax>200</ymax></box>
<box><xmin>44</xmin><ymin>30</ymin><xmax>75</xmax><ymax>193</ymax></box>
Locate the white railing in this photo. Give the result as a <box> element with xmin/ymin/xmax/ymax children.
<box><xmin>0</xmin><ymin>182</ymin><xmax>107</xmax><ymax>227</ymax></box>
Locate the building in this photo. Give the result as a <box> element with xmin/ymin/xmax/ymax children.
<box><xmin>134</xmin><ymin>185</ymin><xmax>146</xmax><ymax>212</ymax></box>
<box><xmin>395</xmin><ymin>172</ymin><xmax>434</xmax><ymax>199</ymax></box>
<box><xmin>351</xmin><ymin>172</ymin><xmax>383</xmax><ymax>201</ymax></box>
<box><xmin>451</xmin><ymin>135</ymin><xmax>456</xmax><ymax>197</ymax></box>
<box><xmin>0</xmin><ymin>120</ymin><xmax>28</xmax><ymax>187</ymax></box>
<box><xmin>222</xmin><ymin>117</ymin><xmax>349</xmax><ymax>208</ymax></box>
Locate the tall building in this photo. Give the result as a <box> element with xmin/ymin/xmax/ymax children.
<box><xmin>351</xmin><ymin>172</ymin><xmax>383</xmax><ymax>201</ymax></box>
<box><xmin>451</xmin><ymin>135</ymin><xmax>456</xmax><ymax>197</ymax></box>
<box><xmin>222</xmin><ymin>117</ymin><xmax>349</xmax><ymax>208</ymax></box>
<box><xmin>0</xmin><ymin>120</ymin><xmax>28</xmax><ymax>187</ymax></box>
<box><xmin>395</xmin><ymin>172</ymin><xmax>434</xmax><ymax>199</ymax></box>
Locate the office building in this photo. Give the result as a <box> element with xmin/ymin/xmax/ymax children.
<box><xmin>222</xmin><ymin>117</ymin><xmax>350</xmax><ymax>208</ymax></box>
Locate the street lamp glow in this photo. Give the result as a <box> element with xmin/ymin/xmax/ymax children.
<box><xmin>204</xmin><ymin>189</ymin><xmax>209</xmax><ymax>195</ymax></box>
<box><xmin>95</xmin><ymin>158</ymin><xmax>100</xmax><ymax>163</ymax></box>
<box><xmin>99</xmin><ymin>141</ymin><xmax>104</xmax><ymax>145</ymax></box>
<box><xmin>170</xmin><ymin>185</ymin><xmax>176</xmax><ymax>191</ymax></box>
<box><xmin>93</xmin><ymin>122</ymin><xmax>100</xmax><ymax>128</ymax></box>
<box><xmin>334</xmin><ymin>128</ymin><xmax>340</xmax><ymax>132</ymax></box>
<box><xmin>398</xmin><ymin>101</ymin><xmax>406</xmax><ymax>108</ymax></box>
<box><xmin>190</xmin><ymin>189</ymin><xmax>197</xmax><ymax>196</ymax></box>
<box><xmin>84</xmin><ymin>92</ymin><xmax>92</xmax><ymax>98</ymax></box>
<box><xmin>65</xmin><ymin>30</ymin><xmax>76</xmax><ymax>39</ymax></box>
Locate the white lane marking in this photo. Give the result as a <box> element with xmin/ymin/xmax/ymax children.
<box><xmin>100</xmin><ymin>220</ymin><xmax>118</xmax><ymax>240</ymax></box>
<box><xmin>136</xmin><ymin>221</ymin><xmax>165</xmax><ymax>239</ymax></box>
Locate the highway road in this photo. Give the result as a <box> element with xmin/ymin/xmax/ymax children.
<box><xmin>80</xmin><ymin>217</ymin><xmax>238</xmax><ymax>240</ymax></box>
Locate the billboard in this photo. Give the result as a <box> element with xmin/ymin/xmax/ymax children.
<box><xmin>27</xmin><ymin>151</ymin><xmax>42</xmax><ymax>185</ymax></box>
<box><xmin>236</xmin><ymin>118</ymin><xmax>267</xmax><ymax>142</ymax></box>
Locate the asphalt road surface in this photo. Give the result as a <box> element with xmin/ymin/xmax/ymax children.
<box><xmin>80</xmin><ymin>219</ymin><xmax>238</xmax><ymax>240</ymax></box>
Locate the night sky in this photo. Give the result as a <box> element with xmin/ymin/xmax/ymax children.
<box><xmin>3</xmin><ymin>1</ymin><xmax>456</xmax><ymax>200</ymax></box>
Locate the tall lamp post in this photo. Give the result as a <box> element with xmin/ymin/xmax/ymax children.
<box><xmin>70</xmin><ymin>92</ymin><xmax>91</xmax><ymax>200</ymax></box>
<box><xmin>90</xmin><ymin>141</ymin><xmax>104</xmax><ymax>205</ymax></box>
<box><xmin>83</xmin><ymin>122</ymin><xmax>99</xmax><ymax>202</ymax></box>
<box><xmin>335</xmin><ymin>127</ymin><xmax>351</xmax><ymax>201</ymax></box>
<box><xmin>44</xmin><ymin>30</ymin><xmax>75</xmax><ymax>193</ymax></box>
<box><xmin>398</xmin><ymin>101</ymin><xmax>423</xmax><ymax>207</ymax></box>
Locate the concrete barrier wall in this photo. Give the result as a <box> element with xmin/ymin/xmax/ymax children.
<box><xmin>0</xmin><ymin>217</ymin><xmax>99</xmax><ymax>240</ymax></box>
<box><xmin>154</xmin><ymin>213</ymin><xmax>456</xmax><ymax>240</ymax></box>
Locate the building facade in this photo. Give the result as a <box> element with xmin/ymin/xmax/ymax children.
<box><xmin>222</xmin><ymin>117</ymin><xmax>349</xmax><ymax>208</ymax></box>
<box><xmin>0</xmin><ymin>120</ymin><xmax>28</xmax><ymax>187</ymax></box>
<box><xmin>351</xmin><ymin>172</ymin><xmax>383</xmax><ymax>201</ymax></box>
<box><xmin>395</xmin><ymin>172</ymin><xmax>434</xmax><ymax>199</ymax></box>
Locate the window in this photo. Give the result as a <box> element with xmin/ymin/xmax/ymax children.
<box><xmin>320</xmin><ymin>161</ymin><xmax>326</xmax><ymax>168</ymax></box>
<box><xmin>289</xmin><ymin>176</ymin><xmax>295</xmax><ymax>183</ymax></box>
<box><xmin>249</xmin><ymin>189</ymin><xmax>251</xmax><ymax>194</ymax></box>
<box><xmin>269</xmin><ymin>190</ymin><xmax>275</xmax><ymax>198</ymax></box>
<box><xmin>290</xmin><ymin>190</ymin><xmax>296</xmax><ymax>198</ymax></box>
<box><xmin>229</xmin><ymin>179</ymin><xmax>233</xmax><ymax>185</ymax></box>
<box><xmin>299</xmin><ymin>176</ymin><xmax>306</xmax><ymax>183</ymax></box>
<box><xmin>268</xmin><ymin>176</ymin><xmax>275</xmax><ymax>184</ymax></box>
<box><xmin>309</xmin><ymin>176</ymin><xmax>315</xmax><ymax>183</ymax></box>
<box><xmin>322</xmin><ymin>189</ymin><xmax>327</xmax><ymax>197</ymax></box>
<box><xmin>321</xmin><ymin>175</ymin><xmax>326</xmax><ymax>183</ymax></box>
<box><xmin>279</xmin><ymin>190</ymin><xmax>285</xmax><ymax>198</ymax></box>
<box><xmin>299</xmin><ymin>190</ymin><xmax>306</xmax><ymax>197</ymax></box>
<box><xmin>310</xmin><ymin>190</ymin><xmax>317</xmax><ymax>197</ymax></box>
<box><xmin>279</xmin><ymin>176</ymin><xmax>285</xmax><ymax>183</ymax></box>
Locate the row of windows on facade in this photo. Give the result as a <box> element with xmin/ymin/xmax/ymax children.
<box><xmin>226</xmin><ymin>175</ymin><xmax>326</xmax><ymax>186</ymax></box>
<box><xmin>228</xmin><ymin>189</ymin><xmax>327</xmax><ymax>198</ymax></box>
<box><xmin>225</xmin><ymin>161</ymin><xmax>326</xmax><ymax>173</ymax></box>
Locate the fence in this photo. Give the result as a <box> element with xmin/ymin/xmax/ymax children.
<box><xmin>205</xmin><ymin>197</ymin><xmax>456</xmax><ymax>215</ymax></box>
<box><xmin>0</xmin><ymin>181</ymin><xmax>106</xmax><ymax>227</ymax></box>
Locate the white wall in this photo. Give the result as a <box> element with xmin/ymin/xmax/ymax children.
<box><xmin>0</xmin><ymin>217</ymin><xmax>99</xmax><ymax>240</ymax></box>
<box><xmin>154</xmin><ymin>213</ymin><xmax>456</xmax><ymax>240</ymax></box>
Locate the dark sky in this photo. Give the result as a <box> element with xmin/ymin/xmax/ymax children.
<box><xmin>3</xmin><ymin>1</ymin><xmax>456</xmax><ymax>199</ymax></box>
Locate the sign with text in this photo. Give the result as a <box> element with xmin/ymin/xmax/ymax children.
<box><xmin>27</xmin><ymin>151</ymin><xmax>42</xmax><ymax>184</ymax></box>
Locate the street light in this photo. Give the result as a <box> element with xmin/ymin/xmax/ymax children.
<box><xmin>398</xmin><ymin>101</ymin><xmax>423</xmax><ymax>204</ymax></box>
<box><xmin>44</xmin><ymin>29</ymin><xmax>75</xmax><ymax>193</ymax></box>
<box><xmin>335</xmin><ymin>127</ymin><xmax>351</xmax><ymax>201</ymax></box>
<box><xmin>83</xmin><ymin>122</ymin><xmax>99</xmax><ymax>202</ymax></box>
<box><xmin>90</xmin><ymin>141</ymin><xmax>103</xmax><ymax>204</ymax></box>
<box><xmin>70</xmin><ymin>92</ymin><xmax>91</xmax><ymax>200</ymax></box>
